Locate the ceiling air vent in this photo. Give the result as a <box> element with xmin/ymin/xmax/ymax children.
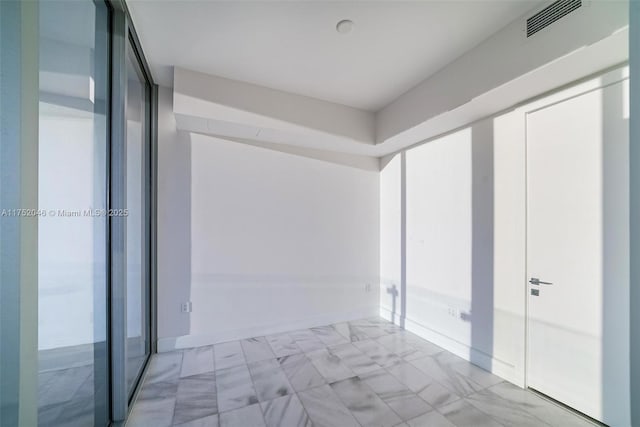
<box><xmin>526</xmin><ymin>0</ymin><xmax>582</xmax><ymax>38</ymax></box>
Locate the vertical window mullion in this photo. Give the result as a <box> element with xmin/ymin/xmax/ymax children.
<box><xmin>109</xmin><ymin>7</ymin><xmax>129</xmax><ymax>423</ymax></box>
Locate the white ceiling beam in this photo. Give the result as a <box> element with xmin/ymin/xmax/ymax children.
<box><xmin>174</xmin><ymin>67</ymin><xmax>375</xmax><ymax>145</ymax></box>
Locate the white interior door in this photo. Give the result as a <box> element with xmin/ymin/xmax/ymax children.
<box><xmin>526</xmin><ymin>77</ymin><xmax>629</xmax><ymax>426</ymax></box>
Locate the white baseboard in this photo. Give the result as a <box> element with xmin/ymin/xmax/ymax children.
<box><xmin>379</xmin><ymin>307</ymin><xmax>525</xmax><ymax>387</ymax></box>
<box><xmin>157</xmin><ymin>306</ymin><xmax>379</xmax><ymax>353</ymax></box>
<box><xmin>158</xmin><ymin>305</ymin><xmax>524</xmax><ymax>388</ymax></box>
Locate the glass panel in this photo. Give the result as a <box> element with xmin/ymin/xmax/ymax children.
<box><xmin>125</xmin><ymin>42</ymin><xmax>150</xmax><ymax>395</ymax></box>
<box><xmin>37</xmin><ymin>1</ymin><xmax>109</xmax><ymax>426</ymax></box>
<box><xmin>0</xmin><ymin>2</ymin><xmax>33</xmax><ymax>425</ymax></box>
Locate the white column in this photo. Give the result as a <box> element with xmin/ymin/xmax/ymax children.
<box><xmin>0</xmin><ymin>0</ymin><xmax>39</xmax><ymax>426</ymax></box>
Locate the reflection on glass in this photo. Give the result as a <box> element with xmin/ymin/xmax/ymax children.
<box><xmin>37</xmin><ymin>1</ymin><xmax>109</xmax><ymax>426</ymax></box>
<box><xmin>126</xmin><ymin>43</ymin><xmax>150</xmax><ymax>394</ymax></box>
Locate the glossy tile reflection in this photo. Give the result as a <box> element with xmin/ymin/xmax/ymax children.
<box><xmin>306</xmin><ymin>348</ymin><xmax>355</xmax><ymax>383</ymax></box>
<box><xmin>360</xmin><ymin>368</ymin><xmax>432</xmax><ymax>421</ymax></box>
<box><xmin>129</xmin><ymin>317</ymin><xmax>596</xmax><ymax>427</ymax></box>
<box><xmin>215</xmin><ymin>364</ymin><xmax>259</xmax><ymax>412</ymax></box>
<box><xmin>261</xmin><ymin>394</ymin><xmax>311</xmax><ymax>427</ymax></box>
<box><xmin>266</xmin><ymin>333</ymin><xmax>302</xmax><ymax>358</ymax></box>
<box><xmin>278</xmin><ymin>354</ymin><xmax>325</xmax><ymax>392</ymax></box>
<box><xmin>241</xmin><ymin>337</ymin><xmax>276</xmax><ymax>363</ymax></box>
<box><xmin>330</xmin><ymin>376</ymin><xmax>402</xmax><ymax>427</ymax></box>
<box><xmin>214</xmin><ymin>342</ymin><xmax>246</xmax><ymax>370</ymax></box>
<box><xmin>173</xmin><ymin>372</ymin><xmax>218</xmax><ymax>425</ymax></box>
<box><xmin>298</xmin><ymin>384</ymin><xmax>359</xmax><ymax>427</ymax></box>
<box><xmin>248</xmin><ymin>358</ymin><xmax>294</xmax><ymax>402</ymax></box>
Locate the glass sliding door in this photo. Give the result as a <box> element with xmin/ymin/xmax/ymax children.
<box><xmin>125</xmin><ymin>37</ymin><xmax>151</xmax><ymax>397</ymax></box>
<box><xmin>110</xmin><ymin>8</ymin><xmax>155</xmax><ymax>419</ymax></box>
<box><xmin>37</xmin><ymin>1</ymin><xmax>110</xmax><ymax>426</ymax></box>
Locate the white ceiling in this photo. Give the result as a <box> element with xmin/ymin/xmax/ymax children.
<box><xmin>127</xmin><ymin>0</ymin><xmax>542</xmax><ymax>112</ymax></box>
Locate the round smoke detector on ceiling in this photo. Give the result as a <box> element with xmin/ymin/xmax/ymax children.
<box><xmin>336</xmin><ymin>19</ymin><xmax>354</xmax><ymax>34</ymax></box>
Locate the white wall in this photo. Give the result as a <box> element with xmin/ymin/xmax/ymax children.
<box><xmin>380</xmin><ymin>68</ymin><xmax>631</xmax><ymax>399</ymax></box>
<box><xmin>404</xmin><ymin>129</ymin><xmax>473</xmax><ymax>351</ymax></box>
<box><xmin>157</xmin><ymin>90</ymin><xmax>380</xmax><ymax>349</ymax></box>
<box><xmin>380</xmin><ymin>122</ymin><xmax>521</xmax><ymax>379</ymax></box>
<box><xmin>157</xmin><ymin>86</ymin><xmax>191</xmax><ymax>340</ymax></box>
<box><xmin>379</xmin><ymin>154</ymin><xmax>402</xmax><ymax>324</ymax></box>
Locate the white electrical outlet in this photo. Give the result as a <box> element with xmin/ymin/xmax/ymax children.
<box><xmin>365</xmin><ymin>283</ymin><xmax>371</xmax><ymax>292</ymax></box>
<box><xmin>181</xmin><ymin>301</ymin><xmax>192</xmax><ymax>313</ymax></box>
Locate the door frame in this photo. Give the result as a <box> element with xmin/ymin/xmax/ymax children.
<box><xmin>522</xmin><ymin>65</ymin><xmax>630</xmax><ymax>414</ymax></box>
<box><xmin>108</xmin><ymin>0</ymin><xmax>158</xmax><ymax>422</ymax></box>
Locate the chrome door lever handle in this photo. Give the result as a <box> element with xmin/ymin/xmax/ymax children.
<box><xmin>529</xmin><ymin>277</ymin><xmax>553</xmax><ymax>285</ymax></box>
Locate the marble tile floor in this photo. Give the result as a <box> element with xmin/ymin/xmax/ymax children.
<box><xmin>38</xmin><ymin>338</ymin><xmax>147</xmax><ymax>427</ymax></box>
<box><xmin>127</xmin><ymin>317</ymin><xmax>597</xmax><ymax>427</ymax></box>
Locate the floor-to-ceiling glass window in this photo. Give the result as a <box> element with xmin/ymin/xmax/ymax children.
<box><xmin>2</xmin><ymin>1</ymin><xmax>156</xmax><ymax>424</ymax></box>
<box><xmin>37</xmin><ymin>1</ymin><xmax>110</xmax><ymax>426</ymax></box>
<box><xmin>125</xmin><ymin>38</ymin><xmax>151</xmax><ymax>397</ymax></box>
